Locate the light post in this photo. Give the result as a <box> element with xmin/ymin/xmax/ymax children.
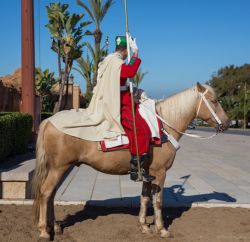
<box><xmin>243</xmin><ymin>81</ymin><xmax>248</xmax><ymax>130</ymax></box>
<box><xmin>69</xmin><ymin>73</ymin><xmax>74</xmax><ymax>84</ymax></box>
<box><xmin>105</xmin><ymin>36</ymin><xmax>109</xmax><ymax>54</ymax></box>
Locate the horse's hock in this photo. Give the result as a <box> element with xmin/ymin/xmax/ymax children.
<box><xmin>0</xmin><ymin>155</ymin><xmax>35</xmax><ymax>199</ymax></box>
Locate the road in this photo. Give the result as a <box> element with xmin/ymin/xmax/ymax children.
<box><xmin>194</xmin><ymin>127</ymin><xmax>250</xmax><ymax>136</ymax></box>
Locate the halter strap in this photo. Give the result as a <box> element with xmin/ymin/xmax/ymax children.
<box><xmin>196</xmin><ymin>89</ymin><xmax>208</xmax><ymax>118</ymax></box>
<box><xmin>197</xmin><ymin>90</ymin><xmax>222</xmax><ymax>125</ymax></box>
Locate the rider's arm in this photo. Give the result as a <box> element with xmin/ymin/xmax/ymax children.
<box><xmin>120</xmin><ymin>54</ymin><xmax>141</xmax><ymax>78</ymax></box>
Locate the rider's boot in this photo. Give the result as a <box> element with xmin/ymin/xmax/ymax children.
<box><xmin>130</xmin><ymin>155</ymin><xmax>139</xmax><ymax>181</ymax></box>
<box><xmin>140</xmin><ymin>154</ymin><xmax>156</xmax><ymax>182</ymax></box>
<box><xmin>130</xmin><ymin>154</ymin><xmax>155</xmax><ymax>182</ymax></box>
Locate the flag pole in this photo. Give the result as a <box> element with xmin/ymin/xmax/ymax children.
<box><xmin>124</xmin><ymin>0</ymin><xmax>142</xmax><ymax>181</ymax></box>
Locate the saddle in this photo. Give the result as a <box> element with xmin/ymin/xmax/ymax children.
<box><xmin>99</xmin><ymin>120</ymin><xmax>167</xmax><ymax>152</ymax></box>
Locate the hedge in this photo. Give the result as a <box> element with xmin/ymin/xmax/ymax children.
<box><xmin>0</xmin><ymin>112</ymin><xmax>33</xmax><ymax>161</ymax></box>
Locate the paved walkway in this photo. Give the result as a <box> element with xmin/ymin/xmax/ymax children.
<box><xmin>54</xmin><ymin>130</ymin><xmax>250</xmax><ymax>207</ymax></box>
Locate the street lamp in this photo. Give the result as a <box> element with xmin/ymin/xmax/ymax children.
<box><xmin>240</xmin><ymin>81</ymin><xmax>249</xmax><ymax>130</ymax></box>
<box><xmin>243</xmin><ymin>81</ymin><xmax>247</xmax><ymax>130</ymax></box>
<box><xmin>69</xmin><ymin>73</ymin><xmax>74</xmax><ymax>84</ymax></box>
<box><xmin>105</xmin><ymin>36</ymin><xmax>109</xmax><ymax>53</ymax></box>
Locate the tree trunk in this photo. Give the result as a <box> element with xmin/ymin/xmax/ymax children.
<box><xmin>92</xmin><ymin>70</ymin><xmax>98</xmax><ymax>89</ymax></box>
<box><xmin>57</xmin><ymin>41</ymin><xmax>62</xmax><ymax>82</ymax></box>
<box><xmin>92</xmin><ymin>29</ymin><xmax>102</xmax><ymax>87</ymax></box>
<box><xmin>55</xmin><ymin>55</ymin><xmax>68</xmax><ymax>113</ymax></box>
<box><xmin>63</xmin><ymin>74</ymin><xmax>69</xmax><ymax>110</ymax></box>
<box><xmin>86</xmin><ymin>79</ymin><xmax>93</xmax><ymax>93</ymax></box>
<box><xmin>63</xmin><ymin>60</ymin><xmax>73</xmax><ymax>110</ymax></box>
<box><xmin>53</xmin><ymin>41</ymin><xmax>63</xmax><ymax>114</ymax></box>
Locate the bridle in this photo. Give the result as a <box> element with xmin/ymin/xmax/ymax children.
<box><xmin>196</xmin><ymin>89</ymin><xmax>223</xmax><ymax>130</ymax></box>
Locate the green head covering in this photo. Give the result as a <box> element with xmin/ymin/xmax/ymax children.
<box><xmin>115</xmin><ymin>36</ymin><xmax>127</xmax><ymax>48</ymax></box>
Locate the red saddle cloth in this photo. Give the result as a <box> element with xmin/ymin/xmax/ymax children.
<box><xmin>100</xmin><ymin>121</ymin><xmax>165</xmax><ymax>152</ymax></box>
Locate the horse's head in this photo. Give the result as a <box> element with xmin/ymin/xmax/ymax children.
<box><xmin>195</xmin><ymin>83</ymin><xmax>230</xmax><ymax>132</ymax></box>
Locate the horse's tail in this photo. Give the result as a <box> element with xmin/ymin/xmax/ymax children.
<box><xmin>32</xmin><ymin>119</ymin><xmax>49</xmax><ymax>223</ymax></box>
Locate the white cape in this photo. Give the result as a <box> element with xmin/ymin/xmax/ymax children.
<box><xmin>49</xmin><ymin>52</ymin><xmax>125</xmax><ymax>141</ymax></box>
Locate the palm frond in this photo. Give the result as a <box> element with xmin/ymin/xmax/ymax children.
<box><xmin>100</xmin><ymin>0</ymin><xmax>114</xmax><ymax>22</ymax></box>
<box><xmin>76</xmin><ymin>0</ymin><xmax>95</xmax><ymax>22</ymax></box>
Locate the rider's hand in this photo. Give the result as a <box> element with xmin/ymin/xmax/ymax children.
<box><xmin>129</xmin><ymin>35</ymin><xmax>138</xmax><ymax>53</ymax></box>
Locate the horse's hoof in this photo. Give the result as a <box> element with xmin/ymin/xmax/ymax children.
<box><xmin>140</xmin><ymin>224</ymin><xmax>152</xmax><ymax>234</ymax></box>
<box><xmin>38</xmin><ymin>231</ymin><xmax>50</xmax><ymax>242</ymax></box>
<box><xmin>160</xmin><ymin>228</ymin><xmax>171</xmax><ymax>238</ymax></box>
<box><xmin>154</xmin><ymin>227</ymin><xmax>171</xmax><ymax>238</ymax></box>
<box><xmin>54</xmin><ymin>223</ymin><xmax>62</xmax><ymax>235</ymax></box>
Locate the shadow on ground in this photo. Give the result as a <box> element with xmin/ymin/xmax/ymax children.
<box><xmin>0</xmin><ymin>152</ymin><xmax>35</xmax><ymax>171</ymax></box>
<box><xmin>60</xmin><ymin>174</ymin><xmax>236</xmax><ymax>232</ymax></box>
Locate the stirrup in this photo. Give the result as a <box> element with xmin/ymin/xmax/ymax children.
<box><xmin>130</xmin><ymin>171</ymin><xmax>155</xmax><ymax>182</ymax></box>
<box><xmin>141</xmin><ymin>168</ymin><xmax>155</xmax><ymax>182</ymax></box>
<box><xmin>130</xmin><ymin>171</ymin><xmax>143</xmax><ymax>182</ymax></box>
<box><xmin>142</xmin><ymin>173</ymin><xmax>155</xmax><ymax>182</ymax></box>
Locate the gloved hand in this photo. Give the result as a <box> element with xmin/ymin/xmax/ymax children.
<box><xmin>129</xmin><ymin>35</ymin><xmax>138</xmax><ymax>52</ymax></box>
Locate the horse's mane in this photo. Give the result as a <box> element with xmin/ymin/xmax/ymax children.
<box><xmin>156</xmin><ymin>84</ymin><xmax>216</xmax><ymax>106</ymax></box>
<box><xmin>202</xmin><ymin>84</ymin><xmax>216</xmax><ymax>98</ymax></box>
<box><xmin>156</xmin><ymin>84</ymin><xmax>216</xmax><ymax>124</ymax></box>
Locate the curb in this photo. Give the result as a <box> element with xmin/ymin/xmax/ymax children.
<box><xmin>0</xmin><ymin>199</ymin><xmax>250</xmax><ymax>208</ymax></box>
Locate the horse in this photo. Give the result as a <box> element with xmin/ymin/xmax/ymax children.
<box><xmin>32</xmin><ymin>83</ymin><xmax>229</xmax><ymax>241</ymax></box>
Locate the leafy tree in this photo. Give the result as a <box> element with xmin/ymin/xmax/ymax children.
<box><xmin>76</xmin><ymin>0</ymin><xmax>114</xmax><ymax>87</ymax></box>
<box><xmin>207</xmin><ymin>64</ymin><xmax>250</xmax><ymax>126</ymax></box>
<box><xmin>35</xmin><ymin>68</ymin><xmax>56</xmax><ymax>112</ymax></box>
<box><xmin>46</xmin><ymin>2</ymin><xmax>91</xmax><ymax>112</ymax></box>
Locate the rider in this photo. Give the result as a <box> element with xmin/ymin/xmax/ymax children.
<box><xmin>116</xmin><ymin>35</ymin><xmax>155</xmax><ymax>182</ymax></box>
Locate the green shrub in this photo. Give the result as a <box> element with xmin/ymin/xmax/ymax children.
<box><xmin>0</xmin><ymin>112</ymin><xmax>32</xmax><ymax>161</ymax></box>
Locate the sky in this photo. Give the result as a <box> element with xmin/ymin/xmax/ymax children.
<box><xmin>0</xmin><ymin>0</ymin><xmax>250</xmax><ymax>98</ymax></box>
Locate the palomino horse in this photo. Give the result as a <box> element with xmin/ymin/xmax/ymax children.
<box><xmin>32</xmin><ymin>83</ymin><xmax>229</xmax><ymax>241</ymax></box>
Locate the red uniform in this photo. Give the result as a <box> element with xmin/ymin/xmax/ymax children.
<box><xmin>120</xmin><ymin>56</ymin><xmax>151</xmax><ymax>155</ymax></box>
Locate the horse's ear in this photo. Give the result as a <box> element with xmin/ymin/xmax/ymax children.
<box><xmin>196</xmin><ymin>82</ymin><xmax>206</xmax><ymax>92</ymax></box>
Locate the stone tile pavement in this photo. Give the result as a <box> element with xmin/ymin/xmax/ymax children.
<box><xmin>55</xmin><ymin>130</ymin><xmax>250</xmax><ymax>207</ymax></box>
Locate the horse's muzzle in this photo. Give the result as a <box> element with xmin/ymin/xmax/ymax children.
<box><xmin>216</xmin><ymin>120</ymin><xmax>230</xmax><ymax>133</ymax></box>
<box><xmin>216</xmin><ymin>124</ymin><xmax>225</xmax><ymax>133</ymax></box>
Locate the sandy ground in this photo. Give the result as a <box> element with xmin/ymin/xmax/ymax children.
<box><xmin>0</xmin><ymin>205</ymin><xmax>250</xmax><ymax>242</ymax></box>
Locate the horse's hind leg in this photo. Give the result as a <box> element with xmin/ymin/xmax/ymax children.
<box><xmin>47</xmin><ymin>188</ymin><xmax>63</xmax><ymax>235</ymax></box>
<box><xmin>38</xmin><ymin>166</ymin><xmax>68</xmax><ymax>241</ymax></box>
<box><xmin>48</xmin><ymin>189</ymin><xmax>62</xmax><ymax>235</ymax></box>
<box><xmin>139</xmin><ymin>182</ymin><xmax>152</xmax><ymax>234</ymax></box>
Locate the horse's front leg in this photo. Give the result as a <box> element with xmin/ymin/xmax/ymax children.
<box><xmin>139</xmin><ymin>182</ymin><xmax>152</xmax><ymax>234</ymax></box>
<box><xmin>152</xmin><ymin>171</ymin><xmax>170</xmax><ymax>238</ymax></box>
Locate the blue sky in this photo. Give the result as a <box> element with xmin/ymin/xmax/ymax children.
<box><xmin>0</xmin><ymin>0</ymin><xmax>250</xmax><ymax>98</ymax></box>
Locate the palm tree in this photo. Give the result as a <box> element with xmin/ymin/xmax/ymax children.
<box><xmin>46</xmin><ymin>2</ymin><xmax>91</xmax><ymax>112</ymax></box>
<box><xmin>76</xmin><ymin>0</ymin><xmax>114</xmax><ymax>87</ymax></box>
<box><xmin>134</xmin><ymin>68</ymin><xmax>148</xmax><ymax>88</ymax></box>
<box><xmin>46</xmin><ymin>2</ymin><xmax>68</xmax><ymax>85</ymax></box>
<box><xmin>73</xmin><ymin>54</ymin><xmax>93</xmax><ymax>93</ymax></box>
